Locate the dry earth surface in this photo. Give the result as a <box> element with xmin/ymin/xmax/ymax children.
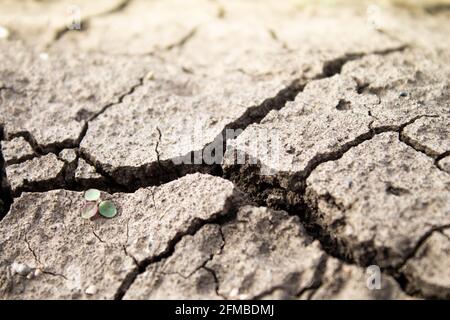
<box><xmin>0</xmin><ymin>0</ymin><xmax>449</xmax><ymax>300</ymax></box>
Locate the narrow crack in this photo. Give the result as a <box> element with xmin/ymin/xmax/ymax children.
<box><xmin>319</xmin><ymin>45</ymin><xmax>409</xmax><ymax>78</ymax></box>
<box><xmin>181</xmin><ymin>226</ymin><xmax>228</xmax><ymax>297</ymax></box>
<box><xmin>24</xmin><ymin>236</ymin><xmax>42</xmax><ymax>266</ymax></box>
<box><xmin>75</xmin><ymin>76</ymin><xmax>149</xmax><ymax>184</ymax></box>
<box><xmin>42</xmin><ymin>270</ymin><xmax>69</xmax><ymax>280</ymax></box>
<box><xmin>121</xmin><ymin>218</ymin><xmax>140</xmax><ymax>266</ymax></box>
<box><xmin>249</xmin><ymin>253</ymin><xmax>331</xmax><ymax>300</ymax></box>
<box><xmin>91</xmin><ymin>229</ymin><xmax>106</xmax><ymax>244</ymax></box>
<box><xmin>202</xmin><ymin>265</ymin><xmax>228</xmax><ymax>300</ymax></box>
<box><xmin>98</xmin><ymin>0</ymin><xmax>134</xmax><ymax>16</ymax></box>
<box><xmin>267</xmin><ymin>28</ymin><xmax>289</xmax><ymax>50</ymax></box>
<box><xmin>23</xmin><ymin>237</ymin><xmax>69</xmax><ymax>280</ymax></box>
<box><xmin>191</xmin><ymin>226</ymin><xmax>226</xmax><ymax>279</ymax></box>
<box><xmin>153</xmin><ymin>225</ymin><xmax>228</xmax><ymax>298</ymax></box>
<box><xmin>398</xmin><ymin>114</ymin><xmax>444</xmax><ymax>159</ymax></box>
<box><xmin>79</xmin><ymin>75</ymin><xmax>145</xmax><ymax>142</ymax></box>
<box><xmin>306</xmin><ymin>115</ymin><xmax>439</xmax><ymax>191</ymax></box>
<box><xmin>113</xmin><ymin>196</ymin><xmax>240</xmax><ymax>299</ymax></box>
<box><xmin>155</xmin><ymin>127</ymin><xmax>163</xmax><ymax>169</ymax></box>
<box><xmin>165</xmin><ymin>27</ymin><xmax>197</xmax><ymax>51</ymax></box>
<box><xmin>288</xmin><ymin>114</ymin><xmax>437</xmax><ymax>192</ymax></box>
<box><xmin>393</xmin><ymin>224</ymin><xmax>450</xmax><ymax>272</ymax></box>
<box><xmin>392</xmin><ymin>225</ymin><xmax>450</xmax><ymax>298</ymax></box>
<box><xmin>400</xmin><ymin>144</ymin><xmax>447</xmax><ymax>166</ymax></box>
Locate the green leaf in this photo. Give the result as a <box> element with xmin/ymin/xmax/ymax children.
<box><xmin>98</xmin><ymin>200</ymin><xmax>117</xmax><ymax>218</ymax></box>
<box><xmin>81</xmin><ymin>202</ymin><xmax>98</xmax><ymax>220</ymax></box>
<box><xmin>84</xmin><ymin>189</ymin><xmax>101</xmax><ymax>201</ymax></box>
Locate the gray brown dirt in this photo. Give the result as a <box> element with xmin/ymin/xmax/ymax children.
<box><xmin>1</xmin><ymin>0</ymin><xmax>449</xmax><ymax>300</ymax></box>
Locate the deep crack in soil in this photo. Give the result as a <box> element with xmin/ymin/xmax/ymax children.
<box><xmin>113</xmin><ymin>196</ymin><xmax>241</xmax><ymax>300</ymax></box>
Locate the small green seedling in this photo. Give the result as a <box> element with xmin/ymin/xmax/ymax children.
<box><xmin>98</xmin><ymin>201</ymin><xmax>117</xmax><ymax>218</ymax></box>
<box><xmin>81</xmin><ymin>189</ymin><xmax>117</xmax><ymax>220</ymax></box>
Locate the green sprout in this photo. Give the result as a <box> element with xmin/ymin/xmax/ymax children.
<box><xmin>81</xmin><ymin>189</ymin><xmax>117</xmax><ymax>220</ymax></box>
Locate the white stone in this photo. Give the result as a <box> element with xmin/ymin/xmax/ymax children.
<box><xmin>85</xmin><ymin>285</ymin><xmax>98</xmax><ymax>295</ymax></box>
<box><xmin>11</xmin><ymin>262</ymin><xmax>32</xmax><ymax>276</ymax></box>
<box><xmin>0</xmin><ymin>26</ymin><xmax>10</xmax><ymax>39</ymax></box>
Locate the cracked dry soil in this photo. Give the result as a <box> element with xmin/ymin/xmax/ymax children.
<box><xmin>0</xmin><ymin>0</ymin><xmax>450</xmax><ymax>300</ymax></box>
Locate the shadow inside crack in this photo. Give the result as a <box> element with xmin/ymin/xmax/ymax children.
<box><xmin>0</xmin><ymin>128</ymin><xmax>13</xmax><ymax>220</ymax></box>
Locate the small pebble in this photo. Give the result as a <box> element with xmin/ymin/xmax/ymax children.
<box><xmin>39</xmin><ymin>53</ymin><xmax>49</xmax><ymax>61</ymax></box>
<box><xmin>0</xmin><ymin>26</ymin><xmax>10</xmax><ymax>39</ymax></box>
<box><xmin>146</xmin><ymin>71</ymin><xmax>154</xmax><ymax>80</ymax></box>
<box><xmin>229</xmin><ymin>288</ymin><xmax>239</xmax><ymax>298</ymax></box>
<box><xmin>34</xmin><ymin>268</ymin><xmax>43</xmax><ymax>277</ymax></box>
<box><xmin>399</xmin><ymin>92</ymin><xmax>408</xmax><ymax>98</ymax></box>
<box><xmin>85</xmin><ymin>285</ymin><xmax>97</xmax><ymax>295</ymax></box>
<box><xmin>11</xmin><ymin>262</ymin><xmax>32</xmax><ymax>276</ymax></box>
